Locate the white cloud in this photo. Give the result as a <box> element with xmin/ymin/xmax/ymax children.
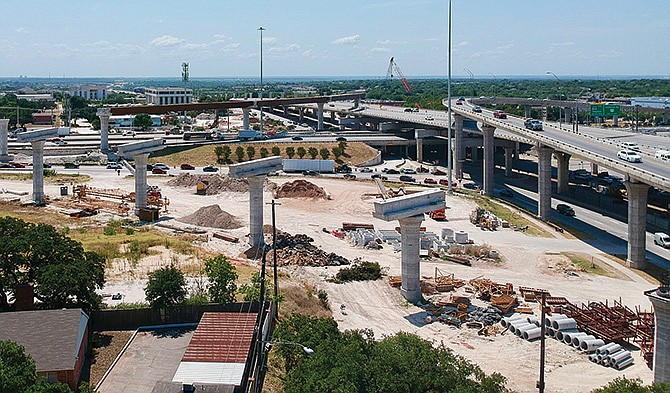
<box><xmin>425</xmin><ymin>37</ymin><xmax>438</xmax><ymax>42</ymax></box>
<box><xmin>150</xmin><ymin>35</ymin><xmax>186</xmax><ymax>47</ymax></box>
<box><xmin>212</xmin><ymin>34</ymin><xmax>229</xmax><ymax>44</ymax></box>
<box><xmin>371</xmin><ymin>47</ymin><xmax>391</xmax><ymax>53</ymax></box>
<box><xmin>16</xmin><ymin>27</ymin><xmax>29</xmax><ymax>34</ymax></box>
<box><xmin>551</xmin><ymin>41</ymin><xmax>575</xmax><ymax>47</ymax></box>
<box><xmin>458</xmin><ymin>41</ymin><xmax>469</xmax><ymax>47</ymax></box>
<box><xmin>220</xmin><ymin>43</ymin><xmax>240</xmax><ymax>52</ymax></box>
<box><xmin>377</xmin><ymin>39</ymin><xmax>403</xmax><ymax>45</ymax></box>
<box><xmin>302</xmin><ymin>49</ymin><xmax>313</xmax><ymax>57</ymax></box>
<box><xmin>262</xmin><ymin>36</ymin><xmax>277</xmax><ymax>44</ymax></box>
<box><xmin>156</xmin><ymin>19</ymin><xmax>164</xmax><ymax>24</ymax></box>
<box><xmin>597</xmin><ymin>50</ymin><xmax>623</xmax><ymax>58</ymax></box>
<box><xmin>182</xmin><ymin>43</ymin><xmax>209</xmax><ymax>50</ymax></box>
<box><xmin>332</xmin><ymin>35</ymin><xmax>360</xmax><ymax>45</ymax></box>
<box><xmin>269</xmin><ymin>44</ymin><xmax>299</xmax><ymax>53</ymax></box>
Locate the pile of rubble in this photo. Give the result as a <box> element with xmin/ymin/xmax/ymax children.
<box><xmin>178</xmin><ymin>204</ymin><xmax>242</xmax><ymax>229</ymax></box>
<box><xmin>469</xmin><ymin>306</ymin><xmax>505</xmax><ymax>325</ymax></box>
<box><xmin>167</xmin><ymin>174</ymin><xmax>265</xmax><ymax>194</ymax></box>
<box><xmin>269</xmin><ymin>231</ymin><xmax>349</xmax><ymax>267</ymax></box>
<box><xmin>274</xmin><ymin>180</ymin><xmax>329</xmax><ymax>199</ymax></box>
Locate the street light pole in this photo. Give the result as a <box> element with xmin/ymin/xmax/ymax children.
<box><xmin>446</xmin><ymin>0</ymin><xmax>453</xmax><ymax>195</ymax></box>
<box><xmin>546</xmin><ymin>71</ymin><xmax>562</xmax><ymax>129</ymax></box>
<box><xmin>489</xmin><ymin>73</ymin><xmax>497</xmax><ymax>98</ymax></box>
<box><xmin>258</xmin><ymin>26</ymin><xmax>266</xmax><ymax>134</ymax></box>
<box><xmin>463</xmin><ymin>68</ymin><xmax>474</xmax><ymax>97</ymax></box>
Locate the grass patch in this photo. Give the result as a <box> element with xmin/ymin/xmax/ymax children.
<box><xmin>562</xmin><ymin>252</ymin><xmax>608</xmax><ymax>276</ymax></box>
<box><xmin>472</xmin><ymin>196</ymin><xmax>551</xmax><ymax>237</ymax></box>
<box><xmin>0</xmin><ymin>173</ymin><xmax>91</xmax><ymax>183</ymax></box>
<box><xmin>603</xmin><ymin>254</ymin><xmax>663</xmax><ymax>284</ymax></box>
<box><xmin>0</xmin><ymin>202</ymin><xmax>82</xmax><ymax>227</ymax></box>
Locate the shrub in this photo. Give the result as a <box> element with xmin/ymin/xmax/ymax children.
<box><xmin>103</xmin><ymin>226</ymin><xmax>115</xmax><ymax>236</ymax></box>
<box><xmin>125</xmin><ymin>227</ymin><xmax>135</xmax><ymax>235</ymax></box>
<box><xmin>335</xmin><ymin>260</ymin><xmax>381</xmax><ymax>283</ymax></box>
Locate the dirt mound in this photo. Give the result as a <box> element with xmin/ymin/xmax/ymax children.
<box><xmin>167</xmin><ymin>174</ymin><xmax>250</xmax><ymax>194</ymax></box>
<box><xmin>267</xmin><ymin>232</ymin><xmax>349</xmax><ymax>267</ymax></box>
<box><xmin>178</xmin><ymin>204</ymin><xmax>242</xmax><ymax>229</ymax></box>
<box><xmin>274</xmin><ymin>180</ymin><xmax>328</xmax><ymax>199</ymax></box>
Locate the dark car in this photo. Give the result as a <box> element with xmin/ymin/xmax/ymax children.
<box><xmin>180</xmin><ymin>163</ymin><xmax>195</xmax><ymax>170</ymax></box>
<box><xmin>303</xmin><ymin>170</ymin><xmax>319</xmax><ymax>176</ymax></box>
<box><xmin>292</xmin><ymin>136</ymin><xmax>303</xmax><ymax>141</ymax></box>
<box><xmin>386</xmin><ymin>169</ymin><xmax>400</xmax><ymax>174</ymax></box>
<box><xmin>399</xmin><ymin>175</ymin><xmax>416</xmax><ymax>183</ymax></box>
<box><xmin>151</xmin><ymin>167</ymin><xmax>167</xmax><ymax>174</ymax></box>
<box><xmin>557</xmin><ymin>204</ymin><xmax>575</xmax><ymax>216</ymax></box>
<box><xmin>202</xmin><ymin>165</ymin><xmax>219</xmax><ymax>172</ymax></box>
<box><xmin>463</xmin><ymin>182</ymin><xmax>479</xmax><ymax>190</ymax></box>
<box><xmin>423</xmin><ymin>178</ymin><xmax>437</xmax><ymax>184</ymax></box>
<box><xmin>343</xmin><ymin>174</ymin><xmax>356</xmax><ymax>180</ymax></box>
<box><xmin>336</xmin><ymin>137</ymin><xmax>347</xmax><ymax>142</ymax></box>
<box><xmin>64</xmin><ymin>162</ymin><xmax>79</xmax><ymax>169</ymax></box>
<box><xmin>9</xmin><ymin>162</ymin><xmax>26</xmax><ymax>168</ymax></box>
<box><xmin>371</xmin><ymin>174</ymin><xmax>388</xmax><ymax>180</ymax></box>
<box><xmin>431</xmin><ymin>169</ymin><xmax>446</xmax><ymax>176</ymax></box>
<box><xmin>0</xmin><ymin>163</ymin><xmax>12</xmax><ymax>168</ymax></box>
<box><xmin>497</xmin><ymin>188</ymin><xmax>514</xmax><ymax>197</ymax></box>
<box><xmin>416</xmin><ymin>166</ymin><xmax>429</xmax><ymax>173</ymax></box>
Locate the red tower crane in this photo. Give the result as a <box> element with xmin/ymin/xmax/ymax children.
<box><xmin>386</xmin><ymin>57</ymin><xmax>412</xmax><ymax>93</ymax></box>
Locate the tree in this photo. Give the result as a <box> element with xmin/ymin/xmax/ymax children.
<box><xmin>319</xmin><ymin>148</ymin><xmax>330</xmax><ymax>160</ymax></box>
<box><xmin>296</xmin><ymin>147</ymin><xmax>307</xmax><ymax>159</ymax></box>
<box><xmin>260</xmin><ymin>147</ymin><xmax>269</xmax><ymax>158</ymax></box>
<box><xmin>286</xmin><ymin>146</ymin><xmax>296</xmax><ymax>158</ymax></box>
<box><xmin>132</xmin><ymin>113</ymin><xmax>153</xmax><ymax>130</ymax></box>
<box><xmin>591</xmin><ymin>377</ymin><xmax>670</xmax><ymax>393</ymax></box>
<box><xmin>331</xmin><ymin>147</ymin><xmax>343</xmax><ymax>160</ymax></box>
<box><xmin>238</xmin><ymin>272</ymin><xmax>263</xmax><ymax>302</ymax></box>
<box><xmin>246</xmin><ymin>146</ymin><xmax>256</xmax><ymax>160</ymax></box>
<box><xmin>308</xmin><ymin>147</ymin><xmax>318</xmax><ymax>159</ymax></box>
<box><xmin>145</xmin><ymin>265</ymin><xmax>187</xmax><ymax>309</ymax></box>
<box><xmin>221</xmin><ymin>145</ymin><xmax>232</xmax><ymax>162</ymax></box>
<box><xmin>90</xmin><ymin>118</ymin><xmax>100</xmax><ymax>130</ymax></box>
<box><xmin>204</xmin><ymin>255</ymin><xmax>238</xmax><ymax>303</ymax></box>
<box><xmin>0</xmin><ymin>340</ymin><xmax>38</xmax><ymax>392</ymax></box>
<box><xmin>235</xmin><ymin>146</ymin><xmax>245</xmax><ymax>162</ymax></box>
<box><xmin>0</xmin><ymin>217</ymin><xmax>106</xmax><ymax>312</ymax></box>
<box><xmin>271</xmin><ymin>146</ymin><xmax>281</xmax><ymax>156</ymax></box>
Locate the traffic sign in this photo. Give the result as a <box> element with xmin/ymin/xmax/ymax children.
<box><xmin>589</xmin><ymin>103</ymin><xmax>603</xmax><ymax>117</ymax></box>
<box><xmin>589</xmin><ymin>103</ymin><xmax>621</xmax><ymax>118</ymax></box>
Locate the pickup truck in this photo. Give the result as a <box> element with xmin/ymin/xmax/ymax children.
<box><xmin>493</xmin><ymin>110</ymin><xmax>507</xmax><ymax>119</ymax></box>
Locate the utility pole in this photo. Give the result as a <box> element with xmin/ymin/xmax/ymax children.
<box><xmin>267</xmin><ymin>199</ymin><xmax>281</xmax><ymax>314</ymax></box>
<box><xmin>258</xmin><ymin>27</ymin><xmax>266</xmax><ymax>134</ymax></box>
<box><xmin>538</xmin><ymin>292</ymin><xmax>546</xmax><ymax>393</ymax></box>
<box><xmin>446</xmin><ymin>0</ymin><xmax>453</xmax><ymax>195</ymax></box>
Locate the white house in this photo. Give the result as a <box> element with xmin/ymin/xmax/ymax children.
<box><xmin>68</xmin><ymin>85</ymin><xmax>107</xmax><ymax>100</ymax></box>
<box><xmin>145</xmin><ymin>87</ymin><xmax>193</xmax><ymax>105</ymax></box>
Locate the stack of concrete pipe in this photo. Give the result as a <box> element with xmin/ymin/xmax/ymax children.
<box><xmin>588</xmin><ymin>343</ymin><xmax>634</xmax><ymax>370</ymax></box>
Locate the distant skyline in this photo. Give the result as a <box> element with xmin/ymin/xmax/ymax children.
<box><xmin>1</xmin><ymin>0</ymin><xmax>669</xmax><ymax>79</ymax></box>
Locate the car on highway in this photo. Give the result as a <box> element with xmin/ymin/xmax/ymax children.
<box><xmin>620</xmin><ymin>141</ymin><xmax>640</xmax><ymax>151</ymax></box>
<box><xmin>472</xmin><ymin>106</ymin><xmax>482</xmax><ymax>113</ymax></box>
<box><xmin>423</xmin><ymin>178</ymin><xmax>437</xmax><ymax>184</ymax></box>
<box><xmin>399</xmin><ymin>175</ymin><xmax>416</xmax><ymax>183</ymax></box>
<box><xmin>416</xmin><ymin>166</ymin><xmax>429</xmax><ymax>173</ymax></box>
<box><xmin>556</xmin><ymin>203</ymin><xmax>575</xmax><ymax>216</ymax></box>
<box><xmin>153</xmin><ymin>163</ymin><xmax>170</xmax><ymax>171</ymax></box>
<box><xmin>343</xmin><ymin>174</ymin><xmax>356</xmax><ymax>180</ymax></box>
<box><xmin>493</xmin><ymin>110</ymin><xmax>507</xmax><ymax>119</ymax></box>
<box><xmin>336</xmin><ymin>137</ymin><xmax>347</xmax><ymax>142</ymax></box>
<box><xmin>425</xmin><ymin>115</ymin><xmax>434</xmax><ymax>121</ymax></box>
<box><xmin>180</xmin><ymin>163</ymin><xmax>195</xmax><ymax>170</ymax></box>
<box><xmin>54</xmin><ymin>140</ymin><xmax>68</xmax><ymax>146</ymax></box>
<box><xmin>431</xmin><ymin>169</ymin><xmax>446</xmax><ymax>176</ymax></box>
<box><xmin>462</xmin><ymin>182</ymin><xmax>479</xmax><ymax>190</ymax></box>
<box><xmin>106</xmin><ymin>162</ymin><xmax>122</xmax><ymax>170</ymax></box>
<box><xmin>524</xmin><ymin>118</ymin><xmax>543</xmax><ymax>131</ymax></box>
<box><xmin>496</xmin><ymin>188</ymin><xmax>514</xmax><ymax>197</ymax></box>
<box><xmin>617</xmin><ymin>150</ymin><xmax>642</xmax><ymax>163</ymax></box>
<box><xmin>0</xmin><ymin>163</ymin><xmax>13</xmax><ymax>168</ymax></box>
<box><xmin>455</xmin><ymin>100</ymin><xmax>463</xmax><ymax>105</ymax></box>
<box><xmin>654</xmin><ymin>232</ymin><xmax>670</xmax><ymax>248</ymax></box>
<box><xmin>403</xmin><ymin>108</ymin><xmax>414</xmax><ymax>112</ymax></box>
<box><xmin>359</xmin><ymin>167</ymin><xmax>373</xmax><ymax>173</ymax></box>
<box><xmin>439</xmin><ymin>179</ymin><xmax>457</xmax><ymax>187</ymax></box>
<box><xmin>371</xmin><ymin>174</ymin><xmax>388</xmax><ymax>180</ymax></box>
<box><xmin>385</xmin><ymin>169</ymin><xmax>400</xmax><ymax>174</ymax></box>
<box><xmin>291</xmin><ymin>136</ymin><xmax>303</xmax><ymax>141</ymax></box>
<box><xmin>401</xmin><ymin>168</ymin><xmax>416</xmax><ymax>174</ymax></box>
<box><xmin>8</xmin><ymin>162</ymin><xmax>26</xmax><ymax>168</ymax></box>
<box><xmin>202</xmin><ymin>165</ymin><xmax>219</xmax><ymax>172</ymax></box>
<box><xmin>64</xmin><ymin>162</ymin><xmax>80</xmax><ymax>169</ymax></box>
<box><xmin>151</xmin><ymin>167</ymin><xmax>167</xmax><ymax>174</ymax></box>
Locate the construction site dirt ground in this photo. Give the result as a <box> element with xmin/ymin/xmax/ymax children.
<box><xmin>0</xmin><ymin>170</ymin><xmax>658</xmax><ymax>392</ymax></box>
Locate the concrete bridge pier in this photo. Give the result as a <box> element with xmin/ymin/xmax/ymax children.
<box><xmin>503</xmin><ymin>146</ymin><xmax>514</xmax><ymax>177</ymax></box>
<box><xmin>647</xmin><ymin>287</ymin><xmax>670</xmax><ymax>383</ymax></box>
<box><xmin>555</xmin><ymin>152</ymin><xmax>571</xmax><ymax>194</ymax></box>
<box><xmin>298</xmin><ymin>108</ymin><xmax>304</xmax><ymax>124</ymax></box>
<box><xmin>481</xmin><ymin>124</ymin><xmax>495</xmax><ymax>196</ymax></box>
<box><xmin>97</xmin><ymin>108</ymin><xmax>111</xmax><ymax>152</ymax></box>
<box><xmin>0</xmin><ymin>119</ymin><xmax>12</xmax><ymax>162</ymax></box>
<box><xmin>625</xmin><ymin>181</ymin><xmax>650</xmax><ymax>269</ymax></box>
<box><xmin>613</xmin><ymin>115</ymin><xmax>619</xmax><ymax>127</ymax></box>
<box><xmin>454</xmin><ymin>114</ymin><xmax>464</xmax><ymax>180</ymax></box>
<box><xmin>31</xmin><ymin>141</ymin><xmax>46</xmax><ymax>204</ymax></box>
<box><xmin>133</xmin><ymin>154</ymin><xmax>149</xmax><ymax>213</ymax></box>
<box><xmin>537</xmin><ymin>145</ymin><xmax>554</xmax><ymax>221</ymax></box>
<box><xmin>283</xmin><ymin>106</ymin><xmax>289</xmax><ymax>116</ymax></box>
<box><xmin>416</xmin><ymin>138</ymin><xmax>424</xmax><ymax>162</ymax></box>
<box><xmin>663</xmin><ymin>111</ymin><xmax>668</xmax><ymax>125</ymax></box>
<box><xmin>317</xmin><ymin>102</ymin><xmax>325</xmax><ymax>130</ymax></box>
<box><xmin>243</xmin><ymin>108</ymin><xmax>250</xmax><ymax>129</ymax></box>
<box><xmin>591</xmin><ymin>163</ymin><xmax>599</xmax><ymax>175</ymax></box>
<box><xmin>524</xmin><ymin>106</ymin><xmax>532</xmax><ymax>118</ymax></box>
<box><xmin>399</xmin><ymin>215</ymin><xmax>424</xmax><ymax>303</ymax></box>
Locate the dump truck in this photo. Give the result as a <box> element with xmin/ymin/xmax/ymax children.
<box><xmin>428</xmin><ymin>209</ymin><xmax>446</xmax><ymax>221</ymax></box>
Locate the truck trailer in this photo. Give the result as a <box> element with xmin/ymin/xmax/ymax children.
<box><xmin>282</xmin><ymin>159</ymin><xmax>335</xmax><ymax>173</ymax></box>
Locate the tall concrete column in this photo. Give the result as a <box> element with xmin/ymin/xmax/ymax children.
<box><xmin>555</xmin><ymin>152</ymin><xmax>571</xmax><ymax>194</ymax></box>
<box><xmin>503</xmin><ymin>147</ymin><xmax>514</xmax><ymax>177</ymax></box>
<box><xmin>330</xmin><ymin>111</ymin><xmax>336</xmax><ymax>121</ymax></box>
<box><xmin>537</xmin><ymin>146</ymin><xmax>554</xmax><ymax>221</ymax></box>
<box><xmin>0</xmin><ymin>119</ymin><xmax>11</xmax><ymax>162</ymax></box>
<box><xmin>625</xmin><ymin>181</ymin><xmax>650</xmax><ymax>269</ymax></box>
<box><xmin>317</xmin><ymin>102</ymin><xmax>325</xmax><ymax>131</ymax></box>
<box><xmin>416</xmin><ymin>138</ymin><xmax>424</xmax><ymax>162</ymax></box>
<box><xmin>242</xmin><ymin>108</ymin><xmax>250</xmax><ymax>129</ymax></box>
<box><xmin>31</xmin><ymin>141</ymin><xmax>45</xmax><ymax>205</ymax></box>
<box><xmin>613</xmin><ymin>115</ymin><xmax>619</xmax><ymax>127</ymax></box>
<box><xmin>647</xmin><ymin>287</ymin><xmax>670</xmax><ymax>383</ymax></box>
<box><xmin>298</xmin><ymin>108</ymin><xmax>304</xmax><ymax>123</ymax></box>
<box><xmin>134</xmin><ymin>154</ymin><xmax>148</xmax><ymax>214</ymax></box>
<box><xmin>663</xmin><ymin>111</ymin><xmax>668</xmax><ymax>125</ymax></box>
<box><xmin>591</xmin><ymin>163</ymin><xmax>599</xmax><ymax>175</ymax></box>
<box><xmin>481</xmin><ymin>125</ymin><xmax>495</xmax><ymax>196</ymax></box>
<box><xmin>471</xmin><ymin>146</ymin><xmax>481</xmax><ymax>161</ymax></box>
<box><xmin>543</xmin><ymin>106</ymin><xmax>549</xmax><ymax>121</ymax></box>
<box><xmin>97</xmin><ymin>108</ymin><xmax>111</xmax><ymax>152</ymax></box>
<box><xmin>398</xmin><ymin>215</ymin><xmax>423</xmax><ymax>304</ymax></box>
<box><xmin>524</xmin><ymin>106</ymin><xmax>532</xmax><ymax>118</ymax></box>
<box><xmin>283</xmin><ymin>106</ymin><xmax>288</xmax><ymax>116</ymax></box>
<box><xmin>248</xmin><ymin>176</ymin><xmax>265</xmax><ymax>248</ymax></box>
<box><xmin>354</xmin><ymin>97</ymin><xmax>360</xmax><ymax>108</ymax></box>
<box><xmin>454</xmin><ymin>114</ymin><xmax>464</xmax><ymax>179</ymax></box>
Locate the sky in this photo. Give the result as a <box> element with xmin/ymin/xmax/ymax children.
<box><xmin>1</xmin><ymin>0</ymin><xmax>669</xmax><ymax>79</ymax></box>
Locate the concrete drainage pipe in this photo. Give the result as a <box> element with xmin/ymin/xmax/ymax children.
<box><xmin>555</xmin><ymin>329</ymin><xmax>579</xmax><ymax>342</ymax></box>
<box><xmin>573</xmin><ymin>335</ymin><xmax>595</xmax><ymax>348</ymax></box>
<box><xmin>580</xmin><ymin>339</ymin><xmax>605</xmax><ymax>352</ymax></box>
<box><xmin>562</xmin><ymin>331</ymin><xmax>587</xmax><ymax>345</ymax></box>
<box><xmin>523</xmin><ymin>327</ymin><xmax>543</xmax><ymax>341</ymax></box>
<box><xmin>552</xmin><ymin>318</ymin><xmax>577</xmax><ymax>331</ymax></box>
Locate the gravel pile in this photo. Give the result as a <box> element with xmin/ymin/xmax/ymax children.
<box><xmin>274</xmin><ymin>180</ymin><xmax>328</xmax><ymax>199</ymax></box>
<box><xmin>268</xmin><ymin>231</ymin><xmax>349</xmax><ymax>266</ymax></box>
<box><xmin>178</xmin><ymin>204</ymin><xmax>242</xmax><ymax>229</ymax></box>
<box><xmin>469</xmin><ymin>306</ymin><xmax>504</xmax><ymax>326</ymax></box>
<box><xmin>167</xmin><ymin>174</ymin><xmax>251</xmax><ymax>194</ymax></box>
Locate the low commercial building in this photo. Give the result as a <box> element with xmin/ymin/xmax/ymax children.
<box><xmin>0</xmin><ymin>309</ymin><xmax>89</xmax><ymax>390</ymax></box>
<box><xmin>110</xmin><ymin>114</ymin><xmax>162</xmax><ymax>128</ymax></box>
<box><xmin>145</xmin><ymin>87</ymin><xmax>193</xmax><ymax>105</ymax></box>
<box><xmin>69</xmin><ymin>85</ymin><xmax>108</xmax><ymax>100</ymax></box>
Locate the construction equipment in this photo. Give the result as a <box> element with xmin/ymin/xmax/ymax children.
<box><xmin>374</xmin><ymin>177</ymin><xmax>405</xmax><ymax>200</ymax></box>
<box><xmin>469</xmin><ymin>207</ymin><xmax>500</xmax><ymax>230</ymax></box>
<box><xmin>386</xmin><ymin>57</ymin><xmax>412</xmax><ymax>93</ymax></box>
<box><xmin>429</xmin><ymin>208</ymin><xmax>446</xmax><ymax>221</ymax></box>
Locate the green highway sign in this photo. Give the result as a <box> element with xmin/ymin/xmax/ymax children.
<box><xmin>590</xmin><ymin>103</ymin><xmax>603</xmax><ymax>117</ymax></box>
<box><xmin>589</xmin><ymin>103</ymin><xmax>621</xmax><ymax>118</ymax></box>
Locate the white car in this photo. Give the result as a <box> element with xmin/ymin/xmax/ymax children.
<box><xmin>153</xmin><ymin>163</ymin><xmax>170</xmax><ymax>171</ymax></box>
<box><xmin>359</xmin><ymin>167</ymin><xmax>373</xmax><ymax>173</ymax></box>
<box><xmin>425</xmin><ymin>115</ymin><xmax>434</xmax><ymax>121</ymax></box>
<box><xmin>617</xmin><ymin>150</ymin><xmax>642</xmax><ymax>163</ymax></box>
<box><xmin>401</xmin><ymin>168</ymin><xmax>417</xmax><ymax>174</ymax></box>
<box><xmin>620</xmin><ymin>141</ymin><xmax>640</xmax><ymax>151</ymax></box>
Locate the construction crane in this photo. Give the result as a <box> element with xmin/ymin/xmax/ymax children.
<box><xmin>386</xmin><ymin>57</ymin><xmax>412</xmax><ymax>93</ymax></box>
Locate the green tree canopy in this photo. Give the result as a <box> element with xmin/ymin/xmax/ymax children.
<box><xmin>204</xmin><ymin>255</ymin><xmax>238</xmax><ymax>303</ymax></box>
<box><xmin>591</xmin><ymin>377</ymin><xmax>670</xmax><ymax>393</ymax></box>
<box><xmin>0</xmin><ymin>217</ymin><xmax>105</xmax><ymax>312</ymax></box>
<box><xmin>296</xmin><ymin>147</ymin><xmax>306</xmax><ymax>159</ymax></box>
<box><xmin>286</xmin><ymin>146</ymin><xmax>296</xmax><ymax>158</ymax></box>
<box><xmin>246</xmin><ymin>146</ymin><xmax>256</xmax><ymax>160</ymax></box>
<box><xmin>307</xmin><ymin>147</ymin><xmax>318</xmax><ymax>159</ymax></box>
<box><xmin>260</xmin><ymin>147</ymin><xmax>269</xmax><ymax>158</ymax></box>
<box><xmin>0</xmin><ymin>340</ymin><xmax>38</xmax><ymax>392</ymax></box>
<box><xmin>144</xmin><ymin>265</ymin><xmax>187</xmax><ymax>309</ymax></box>
<box><xmin>318</xmin><ymin>148</ymin><xmax>330</xmax><ymax>160</ymax></box>
<box><xmin>133</xmin><ymin>113</ymin><xmax>153</xmax><ymax>130</ymax></box>
<box><xmin>235</xmin><ymin>146</ymin><xmax>245</xmax><ymax>162</ymax></box>
<box><xmin>271</xmin><ymin>146</ymin><xmax>281</xmax><ymax>156</ymax></box>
